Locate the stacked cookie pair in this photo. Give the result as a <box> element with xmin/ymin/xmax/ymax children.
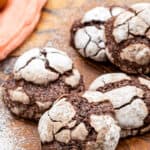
<box><xmin>1</xmin><ymin>45</ymin><xmax>121</xmax><ymax>150</ymax></box>
<box><xmin>2</xmin><ymin>46</ymin><xmax>84</xmax><ymax>120</ymax></box>
<box><xmin>71</xmin><ymin>3</ymin><xmax>150</xmax><ymax>74</ymax></box>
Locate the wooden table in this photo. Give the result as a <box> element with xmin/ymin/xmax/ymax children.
<box><xmin>0</xmin><ymin>0</ymin><xmax>150</xmax><ymax>149</ymax></box>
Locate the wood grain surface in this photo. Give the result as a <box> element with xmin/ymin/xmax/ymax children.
<box><xmin>0</xmin><ymin>0</ymin><xmax>150</xmax><ymax>149</ymax></box>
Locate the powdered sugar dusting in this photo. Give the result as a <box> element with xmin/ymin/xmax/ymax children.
<box><xmin>0</xmin><ymin>87</ymin><xmax>41</xmax><ymax>150</ymax></box>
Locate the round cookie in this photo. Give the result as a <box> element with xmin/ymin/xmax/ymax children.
<box><xmin>70</xmin><ymin>6</ymin><xmax>125</xmax><ymax>62</ymax></box>
<box><xmin>89</xmin><ymin>73</ymin><xmax>150</xmax><ymax>137</ymax></box>
<box><xmin>38</xmin><ymin>93</ymin><xmax>120</xmax><ymax>150</ymax></box>
<box><xmin>105</xmin><ymin>5</ymin><xmax>150</xmax><ymax>74</ymax></box>
<box><xmin>2</xmin><ymin>46</ymin><xmax>84</xmax><ymax>120</ymax></box>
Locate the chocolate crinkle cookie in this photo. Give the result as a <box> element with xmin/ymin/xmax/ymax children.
<box><xmin>70</xmin><ymin>6</ymin><xmax>125</xmax><ymax>62</ymax></box>
<box><xmin>105</xmin><ymin>3</ymin><xmax>150</xmax><ymax>74</ymax></box>
<box><xmin>89</xmin><ymin>73</ymin><xmax>150</xmax><ymax>138</ymax></box>
<box><xmin>38</xmin><ymin>93</ymin><xmax>120</xmax><ymax>150</ymax></box>
<box><xmin>2</xmin><ymin>46</ymin><xmax>84</xmax><ymax>120</ymax></box>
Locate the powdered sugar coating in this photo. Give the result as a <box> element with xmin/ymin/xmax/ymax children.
<box><xmin>89</xmin><ymin>73</ymin><xmax>131</xmax><ymax>90</ymax></box>
<box><xmin>38</xmin><ymin>94</ymin><xmax>120</xmax><ymax>150</ymax></box>
<box><xmin>115</xmin><ymin>98</ymin><xmax>148</xmax><ymax>128</ymax></box>
<box><xmin>74</xmin><ymin>25</ymin><xmax>107</xmax><ymax>61</ymax></box>
<box><xmin>105</xmin><ymin>6</ymin><xmax>150</xmax><ymax>74</ymax></box>
<box><xmin>3</xmin><ymin>45</ymin><xmax>84</xmax><ymax>120</ymax></box>
<box><xmin>82</xmin><ymin>7</ymin><xmax>111</xmax><ymax>23</ymax></box>
<box><xmin>38</xmin><ymin>98</ymin><xmax>76</xmax><ymax>143</ymax></box>
<box><xmin>45</xmin><ymin>48</ymin><xmax>73</xmax><ymax>74</ymax></box>
<box><xmin>132</xmin><ymin>3</ymin><xmax>150</xmax><ymax>11</ymax></box>
<box><xmin>71</xmin><ymin>123</ymin><xmax>88</xmax><ymax>141</ymax></box>
<box><xmin>120</xmin><ymin>44</ymin><xmax>150</xmax><ymax>65</ymax></box>
<box><xmin>8</xmin><ymin>87</ymin><xmax>30</xmax><ymax>105</ymax></box>
<box><xmin>72</xmin><ymin>6</ymin><xmax>125</xmax><ymax>62</ymax></box>
<box><xmin>49</xmin><ymin>98</ymin><xmax>76</xmax><ymax>123</ymax></box>
<box><xmin>14</xmin><ymin>47</ymin><xmax>73</xmax><ymax>85</ymax></box>
<box><xmin>104</xmin><ymin>86</ymin><xmax>144</xmax><ymax>108</ymax></box>
<box><xmin>0</xmin><ymin>88</ymin><xmax>41</xmax><ymax>150</ymax></box>
<box><xmin>112</xmin><ymin>9</ymin><xmax>150</xmax><ymax>42</ymax></box>
<box><xmin>89</xmin><ymin>73</ymin><xmax>150</xmax><ymax>137</ymax></box>
<box><xmin>82</xmin><ymin>91</ymin><xmax>106</xmax><ymax>103</ymax></box>
<box><xmin>65</xmin><ymin>69</ymin><xmax>81</xmax><ymax>88</ymax></box>
<box><xmin>90</xmin><ymin>115</ymin><xmax>120</xmax><ymax>150</ymax></box>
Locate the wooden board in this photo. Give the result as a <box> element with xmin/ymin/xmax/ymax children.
<box><xmin>0</xmin><ymin>0</ymin><xmax>150</xmax><ymax>149</ymax></box>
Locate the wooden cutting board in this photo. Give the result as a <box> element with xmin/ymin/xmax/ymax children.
<box><xmin>0</xmin><ymin>0</ymin><xmax>150</xmax><ymax>149</ymax></box>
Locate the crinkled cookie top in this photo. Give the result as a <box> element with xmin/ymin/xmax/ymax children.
<box><xmin>71</xmin><ymin>6</ymin><xmax>125</xmax><ymax>62</ymax></box>
<box><xmin>82</xmin><ymin>6</ymin><xmax>125</xmax><ymax>23</ymax></box>
<box><xmin>113</xmin><ymin>8</ymin><xmax>150</xmax><ymax>43</ymax></box>
<box><xmin>13</xmin><ymin>47</ymin><xmax>73</xmax><ymax>85</ymax></box>
<box><xmin>89</xmin><ymin>73</ymin><xmax>150</xmax><ymax>137</ymax></box>
<box><xmin>105</xmin><ymin>3</ymin><xmax>150</xmax><ymax>74</ymax></box>
<box><xmin>38</xmin><ymin>94</ymin><xmax>120</xmax><ymax>150</ymax></box>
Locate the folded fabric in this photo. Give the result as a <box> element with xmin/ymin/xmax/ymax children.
<box><xmin>0</xmin><ymin>0</ymin><xmax>47</xmax><ymax>60</ymax></box>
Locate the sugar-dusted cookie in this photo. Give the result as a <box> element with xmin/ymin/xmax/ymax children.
<box><xmin>2</xmin><ymin>46</ymin><xmax>84</xmax><ymax>120</ymax></box>
<box><xmin>89</xmin><ymin>73</ymin><xmax>150</xmax><ymax>137</ymax></box>
<box><xmin>38</xmin><ymin>93</ymin><xmax>120</xmax><ymax>150</ymax></box>
<box><xmin>105</xmin><ymin>4</ymin><xmax>150</xmax><ymax>74</ymax></box>
<box><xmin>71</xmin><ymin>6</ymin><xmax>125</xmax><ymax>62</ymax></box>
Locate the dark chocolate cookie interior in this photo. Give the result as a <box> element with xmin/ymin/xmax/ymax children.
<box><xmin>3</xmin><ymin>73</ymin><xmax>84</xmax><ymax>120</ymax></box>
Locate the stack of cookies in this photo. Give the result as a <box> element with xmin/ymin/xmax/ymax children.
<box><xmin>2</xmin><ymin>46</ymin><xmax>84</xmax><ymax>120</ymax></box>
<box><xmin>1</xmin><ymin>2</ymin><xmax>150</xmax><ymax>150</ymax></box>
<box><xmin>71</xmin><ymin>3</ymin><xmax>150</xmax><ymax>74</ymax></box>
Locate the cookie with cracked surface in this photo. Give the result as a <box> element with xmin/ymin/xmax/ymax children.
<box><xmin>89</xmin><ymin>73</ymin><xmax>150</xmax><ymax>137</ymax></box>
<box><xmin>2</xmin><ymin>46</ymin><xmax>84</xmax><ymax>120</ymax></box>
<box><xmin>38</xmin><ymin>93</ymin><xmax>120</xmax><ymax>150</ymax></box>
<box><xmin>105</xmin><ymin>4</ymin><xmax>150</xmax><ymax>74</ymax></box>
<box><xmin>70</xmin><ymin>6</ymin><xmax>125</xmax><ymax>62</ymax></box>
